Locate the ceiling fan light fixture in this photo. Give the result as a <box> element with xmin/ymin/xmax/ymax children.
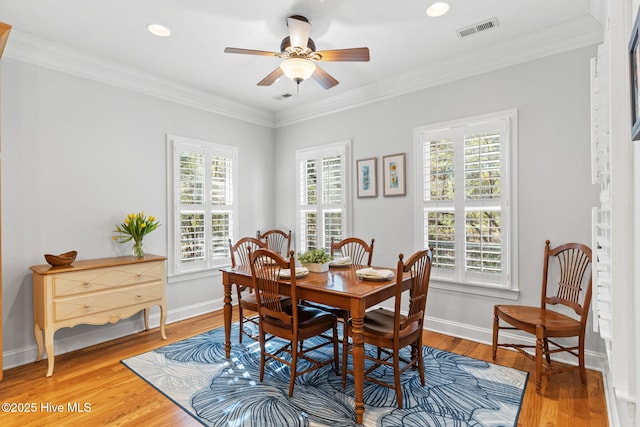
<box><xmin>426</xmin><ymin>2</ymin><xmax>450</xmax><ymax>17</ymax></box>
<box><xmin>280</xmin><ymin>58</ymin><xmax>316</xmax><ymax>83</ymax></box>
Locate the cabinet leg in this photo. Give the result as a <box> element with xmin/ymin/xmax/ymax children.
<box><xmin>143</xmin><ymin>308</ymin><xmax>150</xmax><ymax>331</ymax></box>
<box><xmin>159</xmin><ymin>304</ymin><xmax>167</xmax><ymax>340</ymax></box>
<box><xmin>44</xmin><ymin>329</ymin><xmax>55</xmax><ymax>377</ymax></box>
<box><xmin>34</xmin><ymin>323</ymin><xmax>44</xmax><ymax>362</ymax></box>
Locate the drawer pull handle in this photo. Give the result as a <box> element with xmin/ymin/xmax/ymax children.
<box><xmin>135</xmin><ymin>295</ymin><xmax>142</xmax><ymax>300</ymax></box>
<box><xmin>83</xmin><ymin>305</ymin><xmax>90</xmax><ymax>311</ymax></box>
<box><xmin>83</xmin><ymin>282</ymin><xmax>90</xmax><ymax>287</ymax></box>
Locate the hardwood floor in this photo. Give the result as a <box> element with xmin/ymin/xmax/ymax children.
<box><xmin>0</xmin><ymin>310</ymin><xmax>608</xmax><ymax>426</ymax></box>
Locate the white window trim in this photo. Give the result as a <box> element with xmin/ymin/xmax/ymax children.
<box><xmin>166</xmin><ymin>134</ymin><xmax>239</xmax><ymax>277</ymax></box>
<box><xmin>295</xmin><ymin>140</ymin><xmax>352</xmax><ymax>252</ymax></box>
<box><xmin>413</xmin><ymin>109</ymin><xmax>519</xmax><ymax>300</ymax></box>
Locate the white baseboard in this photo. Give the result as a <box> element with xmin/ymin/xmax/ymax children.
<box><xmin>2</xmin><ymin>298</ymin><xmax>225</xmax><ymax>371</ymax></box>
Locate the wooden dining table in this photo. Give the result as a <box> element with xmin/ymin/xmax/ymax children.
<box><xmin>220</xmin><ymin>263</ymin><xmax>410</xmax><ymax>426</ymax></box>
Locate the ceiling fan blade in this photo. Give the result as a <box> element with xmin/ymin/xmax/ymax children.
<box><xmin>312</xmin><ymin>65</ymin><xmax>339</xmax><ymax>89</ymax></box>
<box><xmin>224</xmin><ymin>47</ymin><xmax>280</xmax><ymax>57</ymax></box>
<box><xmin>257</xmin><ymin>67</ymin><xmax>284</xmax><ymax>86</ymax></box>
<box><xmin>287</xmin><ymin>15</ymin><xmax>311</xmax><ymax>49</ymax></box>
<box><xmin>315</xmin><ymin>47</ymin><xmax>370</xmax><ymax>62</ymax></box>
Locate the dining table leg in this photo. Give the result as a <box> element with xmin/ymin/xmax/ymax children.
<box><xmin>222</xmin><ymin>273</ymin><xmax>233</xmax><ymax>358</ymax></box>
<box><xmin>350</xmin><ymin>313</ymin><xmax>365</xmax><ymax>425</ymax></box>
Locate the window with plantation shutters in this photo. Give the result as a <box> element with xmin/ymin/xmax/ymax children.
<box><xmin>168</xmin><ymin>135</ymin><xmax>238</xmax><ymax>274</ymax></box>
<box><xmin>297</xmin><ymin>142</ymin><xmax>351</xmax><ymax>253</ymax></box>
<box><xmin>415</xmin><ymin>111</ymin><xmax>517</xmax><ymax>293</ymax></box>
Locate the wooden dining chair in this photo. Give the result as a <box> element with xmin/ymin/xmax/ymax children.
<box><xmin>331</xmin><ymin>236</ymin><xmax>375</xmax><ymax>266</ymax></box>
<box><xmin>493</xmin><ymin>240</ymin><xmax>592</xmax><ymax>393</ymax></box>
<box><xmin>228</xmin><ymin>237</ymin><xmax>266</xmax><ymax>343</ymax></box>
<box><xmin>341</xmin><ymin>249</ymin><xmax>432</xmax><ymax>409</ymax></box>
<box><xmin>256</xmin><ymin>229</ymin><xmax>292</xmax><ymax>257</ymax></box>
<box><xmin>248</xmin><ymin>247</ymin><xmax>339</xmax><ymax>397</ymax></box>
<box><xmin>305</xmin><ymin>237</ymin><xmax>375</xmax><ymax>345</ymax></box>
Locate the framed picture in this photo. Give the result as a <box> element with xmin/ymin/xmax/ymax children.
<box><xmin>356</xmin><ymin>158</ymin><xmax>377</xmax><ymax>198</ymax></box>
<box><xmin>382</xmin><ymin>153</ymin><xmax>406</xmax><ymax>197</ymax></box>
<box><xmin>630</xmin><ymin>6</ymin><xmax>640</xmax><ymax>140</ymax></box>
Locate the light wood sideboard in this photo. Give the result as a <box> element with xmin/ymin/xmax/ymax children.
<box><xmin>30</xmin><ymin>254</ymin><xmax>167</xmax><ymax>377</ymax></box>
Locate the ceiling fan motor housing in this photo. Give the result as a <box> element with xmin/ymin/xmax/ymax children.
<box><xmin>280</xmin><ymin>36</ymin><xmax>316</xmax><ymax>55</ymax></box>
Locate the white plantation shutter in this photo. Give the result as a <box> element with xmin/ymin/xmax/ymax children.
<box><xmin>180</xmin><ymin>152</ymin><xmax>204</xmax><ymax>204</ymax></box>
<box><xmin>463</xmin><ymin>129</ymin><xmax>503</xmax><ymax>279</ymax></box>
<box><xmin>322</xmin><ymin>155</ymin><xmax>343</xmax><ymax>246</ymax></box>
<box><xmin>210</xmin><ymin>156</ymin><xmax>234</xmax><ymax>259</ymax></box>
<box><xmin>179</xmin><ymin>152</ymin><xmax>206</xmax><ymax>263</ymax></box>
<box><xmin>169</xmin><ymin>136</ymin><xmax>238</xmax><ymax>274</ymax></box>
<box><xmin>423</xmin><ymin>137</ymin><xmax>456</xmax><ymax>271</ymax></box>
<box><xmin>297</xmin><ymin>142</ymin><xmax>350</xmax><ymax>252</ymax></box>
<box><xmin>299</xmin><ymin>158</ymin><xmax>318</xmax><ymax>251</ymax></box>
<box><xmin>415</xmin><ymin>111</ymin><xmax>516</xmax><ymax>291</ymax></box>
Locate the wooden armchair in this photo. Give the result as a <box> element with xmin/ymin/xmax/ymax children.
<box><xmin>248</xmin><ymin>248</ymin><xmax>339</xmax><ymax>397</ymax></box>
<box><xmin>342</xmin><ymin>249</ymin><xmax>433</xmax><ymax>408</ymax></box>
<box><xmin>256</xmin><ymin>229</ymin><xmax>292</xmax><ymax>257</ymax></box>
<box><xmin>492</xmin><ymin>240</ymin><xmax>592</xmax><ymax>393</ymax></box>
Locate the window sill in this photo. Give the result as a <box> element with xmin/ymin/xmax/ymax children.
<box><xmin>429</xmin><ymin>277</ymin><xmax>520</xmax><ymax>300</ymax></box>
<box><xmin>167</xmin><ymin>263</ymin><xmax>231</xmax><ymax>285</ymax></box>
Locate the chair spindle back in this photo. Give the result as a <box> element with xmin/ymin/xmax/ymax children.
<box><xmin>229</xmin><ymin>237</ymin><xmax>265</xmax><ymax>268</ymax></box>
<box><xmin>394</xmin><ymin>249</ymin><xmax>432</xmax><ymax>334</ymax></box>
<box><xmin>249</xmin><ymin>248</ymin><xmax>296</xmax><ymax>321</ymax></box>
<box><xmin>330</xmin><ymin>237</ymin><xmax>375</xmax><ymax>266</ymax></box>
<box><xmin>257</xmin><ymin>229</ymin><xmax>292</xmax><ymax>257</ymax></box>
<box><xmin>541</xmin><ymin>240</ymin><xmax>592</xmax><ymax>317</ymax></box>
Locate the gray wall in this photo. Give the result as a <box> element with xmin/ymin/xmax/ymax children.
<box><xmin>1</xmin><ymin>59</ymin><xmax>275</xmax><ymax>368</ymax></box>
<box><xmin>274</xmin><ymin>45</ymin><xmax>605</xmax><ymax>361</ymax></box>
<box><xmin>1</xmin><ymin>44</ymin><xmax>605</xmax><ymax>370</ymax></box>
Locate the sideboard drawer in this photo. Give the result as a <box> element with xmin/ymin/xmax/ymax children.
<box><xmin>53</xmin><ymin>282</ymin><xmax>163</xmax><ymax>322</ymax></box>
<box><xmin>53</xmin><ymin>262</ymin><xmax>164</xmax><ymax>297</ymax></box>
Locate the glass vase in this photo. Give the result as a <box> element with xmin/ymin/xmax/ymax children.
<box><xmin>132</xmin><ymin>239</ymin><xmax>144</xmax><ymax>258</ymax></box>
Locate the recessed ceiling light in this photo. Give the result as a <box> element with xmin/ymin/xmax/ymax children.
<box><xmin>147</xmin><ymin>24</ymin><xmax>171</xmax><ymax>37</ymax></box>
<box><xmin>426</xmin><ymin>2</ymin><xmax>450</xmax><ymax>17</ymax></box>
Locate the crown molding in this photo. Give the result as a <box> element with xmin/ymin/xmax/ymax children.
<box><xmin>4</xmin><ymin>31</ymin><xmax>276</xmax><ymax>128</ymax></box>
<box><xmin>274</xmin><ymin>14</ymin><xmax>604</xmax><ymax>127</ymax></box>
<box><xmin>4</xmin><ymin>14</ymin><xmax>602</xmax><ymax>129</ymax></box>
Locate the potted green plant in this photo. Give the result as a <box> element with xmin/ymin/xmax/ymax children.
<box><xmin>297</xmin><ymin>248</ymin><xmax>333</xmax><ymax>273</ymax></box>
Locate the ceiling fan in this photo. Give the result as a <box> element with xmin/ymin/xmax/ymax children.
<box><xmin>224</xmin><ymin>15</ymin><xmax>370</xmax><ymax>90</ymax></box>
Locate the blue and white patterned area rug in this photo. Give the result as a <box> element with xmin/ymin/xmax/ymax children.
<box><xmin>122</xmin><ymin>323</ymin><xmax>527</xmax><ymax>426</ymax></box>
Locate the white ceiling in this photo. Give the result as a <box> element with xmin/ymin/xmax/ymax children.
<box><xmin>0</xmin><ymin>0</ymin><xmax>603</xmax><ymax>125</ymax></box>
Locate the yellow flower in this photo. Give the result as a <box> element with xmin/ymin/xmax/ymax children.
<box><xmin>114</xmin><ymin>211</ymin><xmax>160</xmax><ymax>248</ymax></box>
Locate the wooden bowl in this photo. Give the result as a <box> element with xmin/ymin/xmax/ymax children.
<box><xmin>44</xmin><ymin>250</ymin><xmax>77</xmax><ymax>267</ymax></box>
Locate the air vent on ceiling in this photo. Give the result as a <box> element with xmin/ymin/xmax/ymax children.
<box><xmin>273</xmin><ymin>93</ymin><xmax>294</xmax><ymax>101</ymax></box>
<box><xmin>456</xmin><ymin>17</ymin><xmax>499</xmax><ymax>38</ymax></box>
